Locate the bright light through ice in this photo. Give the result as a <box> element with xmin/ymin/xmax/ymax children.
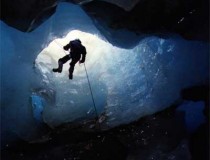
<box><xmin>36</xmin><ymin>30</ymin><xmax>131</xmax><ymax>127</ymax></box>
<box><xmin>36</xmin><ymin>30</ymin><xmax>125</xmax><ymax>81</ymax></box>
<box><xmin>35</xmin><ymin>30</ymin><xmax>208</xmax><ymax>128</ymax></box>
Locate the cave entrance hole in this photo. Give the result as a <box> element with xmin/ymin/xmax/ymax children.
<box><xmin>34</xmin><ymin>29</ymin><xmax>120</xmax><ymax>127</ymax></box>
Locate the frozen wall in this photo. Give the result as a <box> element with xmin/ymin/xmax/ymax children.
<box><xmin>0</xmin><ymin>2</ymin><xmax>100</xmax><ymax>141</ymax></box>
<box><xmin>36</xmin><ymin>30</ymin><xmax>209</xmax><ymax>128</ymax></box>
<box><xmin>0</xmin><ymin>2</ymin><xmax>209</xmax><ymax>142</ymax></box>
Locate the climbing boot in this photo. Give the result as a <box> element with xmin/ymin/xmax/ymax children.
<box><xmin>52</xmin><ymin>68</ymin><xmax>62</xmax><ymax>73</ymax></box>
<box><xmin>69</xmin><ymin>73</ymin><xmax>73</xmax><ymax>80</ymax></box>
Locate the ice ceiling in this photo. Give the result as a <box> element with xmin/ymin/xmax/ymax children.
<box><xmin>1</xmin><ymin>2</ymin><xmax>209</xmax><ymax>141</ymax></box>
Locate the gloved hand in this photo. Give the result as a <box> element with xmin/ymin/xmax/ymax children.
<box><xmin>63</xmin><ymin>45</ymin><xmax>69</xmax><ymax>51</ymax></box>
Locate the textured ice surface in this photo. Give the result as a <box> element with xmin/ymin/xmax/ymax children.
<box><xmin>36</xmin><ymin>30</ymin><xmax>209</xmax><ymax>127</ymax></box>
<box><xmin>31</xmin><ymin>95</ymin><xmax>45</xmax><ymax>122</ymax></box>
<box><xmin>0</xmin><ymin>1</ymin><xmax>209</xmax><ymax>141</ymax></box>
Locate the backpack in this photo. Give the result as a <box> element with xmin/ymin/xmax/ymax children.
<box><xmin>70</xmin><ymin>39</ymin><xmax>86</xmax><ymax>55</ymax></box>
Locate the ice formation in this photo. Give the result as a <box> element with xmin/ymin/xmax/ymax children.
<box><xmin>1</xmin><ymin>2</ymin><xmax>209</xmax><ymax>140</ymax></box>
<box><xmin>36</xmin><ymin>30</ymin><xmax>208</xmax><ymax>128</ymax></box>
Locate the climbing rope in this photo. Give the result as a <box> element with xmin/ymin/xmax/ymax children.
<box><xmin>54</xmin><ymin>40</ymin><xmax>68</xmax><ymax>55</ymax></box>
<box><xmin>83</xmin><ymin>63</ymin><xmax>99</xmax><ymax>120</ymax></box>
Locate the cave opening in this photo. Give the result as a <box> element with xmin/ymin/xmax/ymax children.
<box><xmin>34</xmin><ymin>27</ymin><xmax>209</xmax><ymax>129</ymax></box>
<box><xmin>1</xmin><ymin>2</ymin><xmax>209</xmax><ymax>151</ymax></box>
<box><xmin>34</xmin><ymin>29</ymin><xmax>150</xmax><ymax>128</ymax></box>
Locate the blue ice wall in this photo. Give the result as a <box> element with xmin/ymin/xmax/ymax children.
<box><xmin>36</xmin><ymin>30</ymin><xmax>209</xmax><ymax>127</ymax></box>
<box><xmin>0</xmin><ymin>2</ymin><xmax>99</xmax><ymax>141</ymax></box>
<box><xmin>0</xmin><ymin>2</ymin><xmax>209</xmax><ymax>142</ymax></box>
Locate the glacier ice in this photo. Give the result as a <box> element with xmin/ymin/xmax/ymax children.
<box><xmin>0</xmin><ymin>2</ymin><xmax>209</xmax><ymax>141</ymax></box>
<box><xmin>31</xmin><ymin>95</ymin><xmax>45</xmax><ymax>123</ymax></box>
<box><xmin>36</xmin><ymin>29</ymin><xmax>208</xmax><ymax>128</ymax></box>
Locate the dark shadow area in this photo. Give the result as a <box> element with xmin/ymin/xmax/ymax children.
<box><xmin>2</xmin><ymin>85</ymin><xmax>209</xmax><ymax>160</ymax></box>
<box><xmin>82</xmin><ymin>0</ymin><xmax>209</xmax><ymax>42</ymax></box>
<box><xmin>181</xmin><ymin>85</ymin><xmax>209</xmax><ymax>160</ymax></box>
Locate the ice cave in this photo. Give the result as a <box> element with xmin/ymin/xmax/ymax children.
<box><xmin>1</xmin><ymin>1</ymin><xmax>209</xmax><ymax>160</ymax></box>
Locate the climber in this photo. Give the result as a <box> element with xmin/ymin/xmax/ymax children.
<box><xmin>52</xmin><ymin>39</ymin><xmax>87</xmax><ymax>80</ymax></box>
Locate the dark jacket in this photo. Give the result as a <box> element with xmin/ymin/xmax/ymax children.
<box><xmin>63</xmin><ymin>40</ymin><xmax>86</xmax><ymax>63</ymax></box>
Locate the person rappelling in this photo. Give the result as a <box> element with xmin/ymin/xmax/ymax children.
<box><xmin>52</xmin><ymin>39</ymin><xmax>87</xmax><ymax>79</ymax></box>
<box><xmin>53</xmin><ymin>39</ymin><xmax>100</xmax><ymax>128</ymax></box>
